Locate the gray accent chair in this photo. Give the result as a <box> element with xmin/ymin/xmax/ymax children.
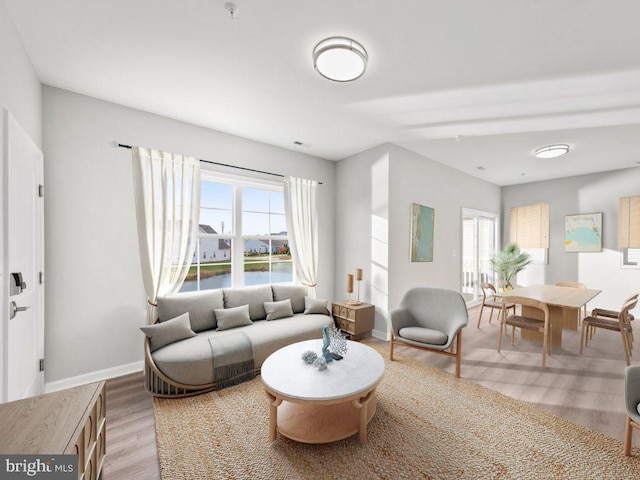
<box><xmin>624</xmin><ymin>365</ymin><xmax>640</xmax><ymax>456</ymax></box>
<box><xmin>389</xmin><ymin>287</ymin><xmax>469</xmax><ymax>378</ymax></box>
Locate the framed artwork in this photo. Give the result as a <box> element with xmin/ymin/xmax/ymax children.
<box><xmin>410</xmin><ymin>203</ymin><xmax>434</xmax><ymax>262</ymax></box>
<box><xmin>564</xmin><ymin>213</ymin><xmax>602</xmax><ymax>252</ymax></box>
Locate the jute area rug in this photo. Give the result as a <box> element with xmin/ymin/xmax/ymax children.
<box><xmin>153</xmin><ymin>343</ymin><xmax>640</xmax><ymax>480</ymax></box>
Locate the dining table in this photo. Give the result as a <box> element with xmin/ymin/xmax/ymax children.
<box><xmin>499</xmin><ymin>284</ymin><xmax>601</xmax><ymax>348</ymax></box>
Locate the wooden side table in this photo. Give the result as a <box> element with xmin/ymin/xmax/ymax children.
<box><xmin>0</xmin><ymin>381</ymin><xmax>106</xmax><ymax>480</ymax></box>
<box><xmin>332</xmin><ymin>301</ymin><xmax>375</xmax><ymax>340</ymax></box>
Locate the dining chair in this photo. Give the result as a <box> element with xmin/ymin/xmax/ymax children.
<box><xmin>590</xmin><ymin>292</ymin><xmax>638</xmax><ymax>341</ymax></box>
<box><xmin>580</xmin><ymin>296</ymin><xmax>638</xmax><ymax>366</ymax></box>
<box><xmin>477</xmin><ymin>282</ymin><xmax>515</xmax><ymax>328</ymax></box>
<box><xmin>555</xmin><ymin>281</ymin><xmax>588</xmax><ymax>326</ymax></box>
<box><xmin>497</xmin><ymin>296</ymin><xmax>551</xmax><ymax>367</ymax></box>
<box><xmin>624</xmin><ymin>365</ymin><xmax>640</xmax><ymax>456</ymax></box>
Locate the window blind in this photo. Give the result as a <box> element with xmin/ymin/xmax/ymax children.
<box><xmin>619</xmin><ymin>196</ymin><xmax>640</xmax><ymax>249</ymax></box>
<box><xmin>509</xmin><ymin>203</ymin><xmax>549</xmax><ymax>248</ymax></box>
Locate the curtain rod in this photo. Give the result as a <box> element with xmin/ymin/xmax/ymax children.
<box><xmin>112</xmin><ymin>142</ymin><xmax>323</xmax><ymax>184</ymax></box>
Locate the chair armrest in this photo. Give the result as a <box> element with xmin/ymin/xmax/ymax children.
<box><xmin>442</xmin><ymin>311</ymin><xmax>469</xmax><ymax>341</ymax></box>
<box><xmin>625</xmin><ymin>365</ymin><xmax>640</xmax><ymax>422</ymax></box>
<box><xmin>389</xmin><ymin>308</ymin><xmax>413</xmax><ymax>336</ymax></box>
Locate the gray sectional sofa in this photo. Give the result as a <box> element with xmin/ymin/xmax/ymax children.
<box><xmin>142</xmin><ymin>284</ymin><xmax>334</xmax><ymax>397</ymax></box>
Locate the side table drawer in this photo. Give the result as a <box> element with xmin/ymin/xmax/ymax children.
<box><xmin>331</xmin><ymin>302</ymin><xmax>375</xmax><ymax>340</ymax></box>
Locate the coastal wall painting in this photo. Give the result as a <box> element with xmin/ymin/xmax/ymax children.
<box><xmin>410</xmin><ymin>203</ymin><xmax>434</xmax><ymax>262</ymax></box>
<box><xmin>564</xmin><ymin>213</ymin><xmax>602</xmax><ymax>252</ymax></box>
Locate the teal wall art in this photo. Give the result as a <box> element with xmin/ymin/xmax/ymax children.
<box><xmin>411</xmin><ymin>203</ymin><xmax>435</xmax><ymax>262</ymax></box>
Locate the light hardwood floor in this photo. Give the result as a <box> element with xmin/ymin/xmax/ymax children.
<box><xmin>102</xmin><ymin>305</ymin><xmax>639</xmax><ymax>479</ymax></box>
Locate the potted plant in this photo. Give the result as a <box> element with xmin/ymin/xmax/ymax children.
<box><xmin>489</xmin><ymin>243</ymin><xmax>532</xmax><ymax>290</ymax></box>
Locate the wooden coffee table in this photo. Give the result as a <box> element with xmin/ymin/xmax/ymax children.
<box><xmin>261</xmin><ymin>339</ymin><xmax>385</xmax><ymax>444</ymax></box>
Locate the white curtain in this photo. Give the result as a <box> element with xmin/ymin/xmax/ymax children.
<box><xmin>284</xmin><ymin>176</ymin><xmax>319</xmax><ymax>297</ymax></box>
<box><xmin>132</xmin><ymin>146</ymin><xmax>201</xmax><ymax>323</ymax></box>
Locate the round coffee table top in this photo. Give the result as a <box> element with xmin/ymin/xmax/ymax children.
<box><xmin>261</xmin><ymin>339</ymin><xmax>385</xmax><ymax>402</ymax></box>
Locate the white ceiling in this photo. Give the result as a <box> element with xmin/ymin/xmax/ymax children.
<box><xmin>5</xmin><ymin>0</ymin><xmax>640</xmax><ymax>186</ymax></box>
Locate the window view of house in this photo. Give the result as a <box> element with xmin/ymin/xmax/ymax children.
<box><xmin>180</xmin><ymin>181</ymin><xmax>292</xmax><ymax>291</ymax></box>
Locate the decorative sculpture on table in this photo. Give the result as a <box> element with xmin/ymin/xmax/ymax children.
<box><xmin>328</xmin><ymin>324</ymin><xmax>348</xmax><ymax>360</ymax></box>
<box><xmin>313</xmin><ymin>356</ymin><xmax>327</xmax><ymax>370</ymax></box>
<box><xmin>301</xmin><ymin>350</ymin><xmax>318</xmax><ymax>364</ymax></box>
<box><xmin>302</xmin><ymin>325</ymin><xmax>349</xmax><ymax>370</ymax></box>
<box><xmin>322</xmin><ymin>325</ymin><xmax>334</xmax><ymax>363</ymax></box>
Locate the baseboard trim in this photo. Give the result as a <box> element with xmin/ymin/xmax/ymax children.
<box><xmin>45</xmin><ymin>361</ymin><xmax>144</xmax><ymax>393</ymax></box>
<box><xmin>372</xmin><ymin>328</ymin><xmax>389</xmax><ymax>341</ymax></box>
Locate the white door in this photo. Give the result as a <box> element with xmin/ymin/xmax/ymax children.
<box><xmin>1</xmin><ymin>109</ymin><xmax>44</xmax><ymax>402</ymax></box>
<box><xmin>461</xmin><ymin>209</ymin><xmax>498</xmax><ymax>305</ymax></box>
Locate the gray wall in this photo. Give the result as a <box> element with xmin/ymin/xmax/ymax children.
<box><xmin>335</xmin><ymin>143</ymin><xmax>502</xmax><ymax>338</ymax></box>
<box><xmin>502</xmin><ymin>167</ymin><xmax>640</xmax><ymax>311</ymax></box>
<box><xmin>42</xmin><ymin>86</ymin><xmax>336</xmax><ymax>389</ymax></box>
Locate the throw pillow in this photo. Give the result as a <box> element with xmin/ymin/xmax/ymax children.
<box><xmin>140</xmin><ymin>312</ymin><xmax>197</xmax><ymax>352</ymax></box>
<box><xmin>264</xmin><ymin>299</ymin><xmax>294</xmax><ymax>321</ymax></box>
<box><xmin>215</xmin><ymin>304</ymin><xmax>252</xmax><ymax>331</ymax></box>
<box><xmin>304</xmin><ymin>296</ymin><xmax>329</xmax><ymax>315</ymax></box>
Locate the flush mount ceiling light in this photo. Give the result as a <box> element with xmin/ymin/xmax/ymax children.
<box><xmin>535</xmin><ymin>144</ymin><xmax>569</xmax><ymax>159</ymax></box>
<box><xmin>313</xmin><ymin>37</ymin><xmax>368</xmax><ymax>82</ymax></box>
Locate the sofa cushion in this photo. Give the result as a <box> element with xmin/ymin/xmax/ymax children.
<box><xmin>141</xmin><ymin>312</ymin><xmax>197</xmax><ymax>352</ymax></box>
<box><xmin>304</xmin><ymin>296</ymin><xmax>329</xmax><ymax>315</ymax></box>
<box><xmin>264</xmin><ymin>299</ymin><xmax>294</xmax><ymax>321</ymax></box>
<box><xmin>215</xmin><ymin>305</ymin><xmax>252</xmax><ymax>331</ymax></box>
<box><xmin>156</xmin><ymin>289</ymin><xmax>223</xmax><ymax>332</ymax></box>
<box><xmin>151</xmin><ymin>313</ymin><xmax>334</xmax><ymax>386</ymax></box>
<box><xmin>223</xmin><ymin>285</ymin><xmax>273</xmax><ymax>320</ymax></box>
<box><xmin>271</xmin><ymin>285</ymin><xmax>308</xmax><ymax>314</ymax></box>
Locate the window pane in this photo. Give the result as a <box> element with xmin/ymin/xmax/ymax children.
<box><xmin>270</xmin><ymin>191</ymin><xmax>285</xmax><ymax>214</ymax></box>
<box><xmin>243</xmin><ymin>212</ymin><xmax>270</xmax><ymax>235</ymax></box>
<box><xmin>270</xmin><ymin>213</ymin><xmax>287</xmax><ymax>235</ymax></box>
<box><xmin>200</xmin><ymin>182</ymin><xmax>233</xmax><ymax>234</ymax></box>
<box><xmin>180</xmin><ymin>238</ymin><xmax>232</xmax><ymax>292</ymax></box>
<box><xmin>243</xmin><ymin>188</ymin><xmax>269</xmax><ymax>213</ymax></box>
<box><xmin>201</xmin><ymin>182</ymin><xmax>232</xmax><ymax>209</ymax></box>
<box><xmin>244</xmin><ymin>239</ymin><xmax>271</xmax><ymax>286</ymax></box>
<box><xmin>200</xmin><ymin>208</ymin><xmax>233</xmax><ymax>235</ymax></box>
<box><xmin>242</xmin><ymin>240</ymin><xmax>293</xmax><ymax>286</ymax></box>
<box><xmin>272</xmin><ymin>243</ymin><xmax>293</xmax><ymax>284</ymax></box>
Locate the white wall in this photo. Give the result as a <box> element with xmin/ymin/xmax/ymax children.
<box><xmin>42</xmin><ymin>86</ymin><xmax>335</xmax><ymax>389</ymax></box>
<box><xmin>334</xmin><ymin>145</ymin><xmax>390</xmax><ymax>337</ymax></box>
<box><xmin>335</xmin><ymin>143</ymin><xmax>502</xmax><ymax>338</ymax></box>
<box><xmin>387</xmin><ymin>145</ymin><xmax>502</xmax><ymax>307</ymax></box>
<box><xmin>0</xmin><ymin>2</ymin><xmax>41</xmax><ymax>146</ymax></box>
<box><xmin>502</xmin><ymin>167</ymin><xmax>640</xmax><ymax>313</ymax></box>
<box><xmin>0</xmin><ymin>2</ymin><xmax>42</xmax><ymax>402</ymax></box>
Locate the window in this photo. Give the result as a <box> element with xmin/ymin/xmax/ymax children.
<box><xmin>510</xmin><ymin>203</ymin><xmax>549</xmax><ymax>248</ymax></box>
<box><xmin>461</xmin><ymin>209</ymin><xmax>498</xmax><ymax>304</ymax></box>
<box><xmin>510</xmin><ymin>203</ymin><xmax>549</xmax><ymax>265</ymax></box>
<box><xmin>180</xmin><ymin>175</ymin><xmax>293</xmax><ymax>292</ymax></box>
<box><xmin>619</xmin><ymin>196</ymin><xmax>640</xmax><ymax>268</ymax></box>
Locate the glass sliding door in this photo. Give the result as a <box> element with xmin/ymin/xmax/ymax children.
<box><xmin>461</xmin><ymin>209</ymin><xmax>498</xmax><ymax>305</ymax></box>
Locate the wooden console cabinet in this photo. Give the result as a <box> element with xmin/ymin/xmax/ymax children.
<box><xmin>0</xmin><ymin>381</ymin><xmax>106</xmax><ymax>480</ymax></box>
<box><xmin>332</xmin><ymin>301</ymin><xmax>375</xmax><ymax>340</ymax></box>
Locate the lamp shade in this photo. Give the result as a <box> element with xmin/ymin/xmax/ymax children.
<box><xmin>313</xmin><ymin>37</ymin><xmax>368</xmax><ymax>82</ymax></box>
<box><xmin>535</xmin><ymin>144</ymin><xmax>569</xmax><ymax>159</ymax></box>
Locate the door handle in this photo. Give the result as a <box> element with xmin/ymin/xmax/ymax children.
<box><xmin>9</xmin><ymin>301</ymin><xmax>30</xmax><ymax>320</ymax></box>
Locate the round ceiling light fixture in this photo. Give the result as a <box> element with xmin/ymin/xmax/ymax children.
<box><xmin>313</xmin><ymin>37</ymin><xmax>368</xmax><ymax>82</ymax></box>
<box><xmin>535</xmin><ymin>144</ymin><xmax>569</xmax><ymax>159</ymax></box>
